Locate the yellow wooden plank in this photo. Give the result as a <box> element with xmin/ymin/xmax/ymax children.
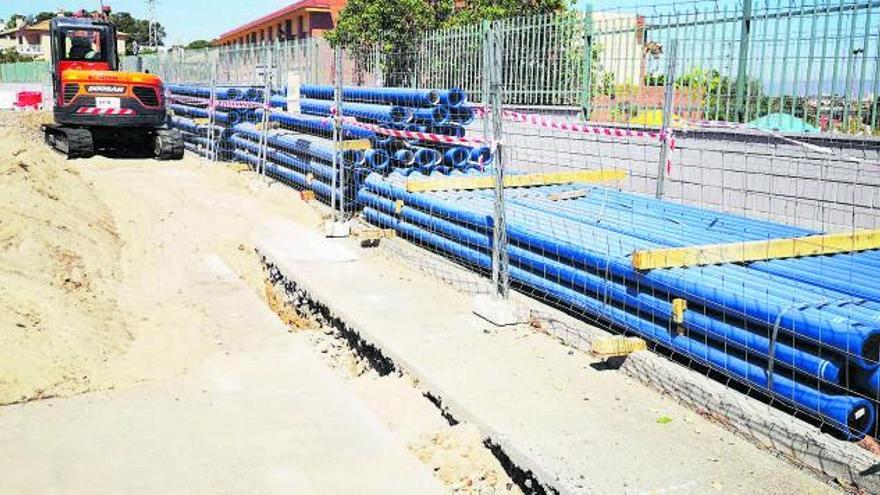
<box><xmin>632</xmin><ymin>229</ymin><xmax>880</xmax><ymax>270</ymax></box>
<box><xmin>591</xmin><ymin>336</ymin><xmax>647</xmax><ymax>357</ymax></box>
<box><xmin>671</xmin><ymin>298</ymin><xmax>687</xmax><ymax>324</ymax></box>
<box><xmin>405</xmin><ymin>169</ymin><xmax>627</xmax><ymax>192</ymax></box>
<box><xmin>354</xmin><ymin>228</ymin><xmax>396</xmax><ymax>241</ymax></box>
<box><xmin>227</xmin><ymin>162</ymin><xmax>252</xmax><ymax>172</ymax></box>
<box><xmin>340</xmin><ymin>139</ymin><xmax>372</xmax><ymax>151</ymax></box>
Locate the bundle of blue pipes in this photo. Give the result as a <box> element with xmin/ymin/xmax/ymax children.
<box><xmin>166</xmin><ymin>84</ymin><xmax>271</xmax><ymax>159</ymax></box>
<box><xmin>229</xmin><ymin>121</ymin><xmax>366</xmax><ymax>206</ymax></box>
<box><xmin>268</xmin><ymin>85</ymin><xmax>488</xmax><ymax>175</ymax></box>
<box><xmin>358</xmin><ymin>170</ymin><xmax>880</xmax><ymax>440</ymax></box>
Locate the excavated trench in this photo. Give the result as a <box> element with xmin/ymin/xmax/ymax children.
<box><xmin>263</xmin><ymin>260</ymin><xmax>554</xmax><ymax>495</ymax></box>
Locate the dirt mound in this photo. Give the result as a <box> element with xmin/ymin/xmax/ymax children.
<box><xmin>0</xmin><ymin>112</ymin><xmax>127</xmax><ymax>404</ymax></box>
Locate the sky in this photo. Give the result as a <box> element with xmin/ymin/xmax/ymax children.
<box><xmin>0</xmin><ymin>0</ymin><xmax>682</xmax><ymax>45</ymax></box>
<box><xmin>0</xmin><ymin>0</ymin><xmax>294</xmax><ymax>45</ymax></box>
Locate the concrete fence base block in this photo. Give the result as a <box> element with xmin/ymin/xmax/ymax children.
<box><xmin>472</xmin><ymin>294</ymin><xmax>529</xmax><ymax>327</ymax></box>
<box><xmin>323</xmin><ymin>219</ymin><xmax>351</xmax><ymax>238</ymax></box>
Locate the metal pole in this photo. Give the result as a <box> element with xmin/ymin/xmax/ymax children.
<box><xmin>481</xmin><ymin>20</ymin><xmax>491</xmax><ymax>140</ymax></box>
<box><xmin>208</xmin><ymin>60</ymin><xmax>217</xmax><ymax>164</ymax></box>
<box><xmin>488</xmin><ymin>24</ymin><xmax>510</xmax><ymax>300</ymax></box>
<box><xmin>656</xmin><ymin>39</ymin><xmax>678</xmax><ymax>200</ymax></box>
<box><xmin>581</xmin><ymin>3</ymin><xmax>594</xmax><ymax>120</ymax></box>
<box><xmin>331</xmin><ymin>44</ymin><xmax>343</xmax><ymax>220</ymax></box>
<box><xmin>259</xmin><ymin>42</ymin><xmax>272</xmax><ymax>180</ymax></box>
<box><xmin>733</xmin><ymin>0</ymin><xmax>752</xmax><ymax>122</ymax></box>
<box><xmin>373</xmin><ymin>44</ymin><xmax>383</xmax><ymax>86</ymax></box>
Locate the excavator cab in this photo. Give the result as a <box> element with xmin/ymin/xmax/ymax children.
<box><xmin>43</xmin><ymin>12</ymin><xmax>183</xmax><ymax>160</ymax></box>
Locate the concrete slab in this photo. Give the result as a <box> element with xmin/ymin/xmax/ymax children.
<box><xmin>0</xmin><ymin>255</ymin><xmax>444</xmax><ymax>495</ymax></box>
<box><xmin>258</xmin><ymin>229</ymin><xmax>838</xmax><ymax>494</ymax></box>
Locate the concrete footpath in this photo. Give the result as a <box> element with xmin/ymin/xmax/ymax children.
<box><xmin>259</xmin><ymin>225</ymin><xmax>836</xmax><ymax>494</ymax></box>
<box><xmin>0</xmin><ymin>256</ymin><xmax>444</xmax><ymax>495</ymax></box>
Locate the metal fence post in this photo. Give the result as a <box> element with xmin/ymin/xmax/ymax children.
<box><xmin>372</xmin><ymin>44</ymin><xmax>383</xmax><ymax>86</ymax></box>
<box><xmin>208</xmin><ymin>60</ymin><xmax>218</xmax><ymax>164</ymax></box>
<box><xmin>331</xmin><ymin>44</ymin><xmax>344</xmax><ymax>221</ymax></box>
<box><xmin>656</xmin><ymin>39</ymin><xmax>678</xmax><ymax>200</ymax></box>
<box><xmin>488</xmin><ymin>24</ymin><xmax>510</xmax><ymax>300</ymax></box>
<box><xmin>734</xmin><ymin>0</ymin><xmax>753</xmax><ymax>122</ymax></box>
<box><xmin>481</xmin><ymin>20</ymin><xmax>491</xmax><ymax>140</ymax></box>
<box><xmin>258</xmin><ymin>42</ymin><xmax>272</xmax><ymax>180</ymax></box>
<box><xmin>581</xmin><ymin>3</ymin><xmax>594</xmax><ymax>121</ymax></box>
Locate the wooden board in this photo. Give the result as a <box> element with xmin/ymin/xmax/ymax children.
<box><xmin>632</xmin><ymin>229</ymin><xmax>880</xmax><ymax>270</ymax></box>
<box><xmin>353</xmin><ymin>228</ymin><xmax>396</xmax><ymax>241</ymax></box>
<box><xmin>591</xmin><ymin>336</ymin><xmax>647</xmax><ymax>357</ymax></box>
<box><xmin>405</xmin><ymin>169</ymin><xmax>627</xmax><ymax>192</ymax></box>
<box><xmin>340</xmin><ymin>139</ymin><xmax>372</xmax><ymax>151</ymax></box>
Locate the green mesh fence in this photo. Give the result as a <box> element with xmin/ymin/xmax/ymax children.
<box><xmin>0</xmin><ymin>60</ymin><xmax>50</xmax><ymax>84</ymax></box>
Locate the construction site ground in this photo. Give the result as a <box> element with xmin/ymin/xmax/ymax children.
<box><xmin>0</xmin><ymin>112</ymin><xmax>842</xmax><ymax>493</ymax></box>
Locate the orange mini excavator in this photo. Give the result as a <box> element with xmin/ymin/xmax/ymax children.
<box><xmin>42</xmin><ymin>7</ymin><xmax>183</xmax><ymax>159</ymax></box>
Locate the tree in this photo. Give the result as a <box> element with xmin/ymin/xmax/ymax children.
<box><xmin>675</xmin><ymin>66</ymin><xmax>764</xmax><ymax>122</ymax></box>
<box><xmin>34</xmin><ymin>11</ymin><xmax>71</xmax><ymax>23</ymax></box>
<box><xmin>186</xmin><ymin>39</ymin><xmax>213</xmax><ymax>50</ymax></box>
<box><xmin>4</xmin><ymin>14</ymin><xmax>29</xmax><ymax>29</ymax></box>
<box><xmin>325</xmin><ymin>0</ymin><xmax>447</xmax><ymax>85</ymax></box>
<box><xmin>109</xmin><ymin>12</ymin><xmax>166</xmax><ymax>53</ymax></box>
<box><xmin>444</xmin><ymin>0</ymin><xmax>570</xmax><ymax>26</ymax></box>
<box><xmin>0</xmin><ymin>47</ymin><xmax>35</xmax><ymax>63</ymax></box>
<box><xmin>326</xmin><ymin>0</ymin><xmax>571</xmax><ymax>86</ymax></box>
<box><xmin>325</xmin><ymin>0</ymin><xmax>445</xmax><ymax>50</ymax></box>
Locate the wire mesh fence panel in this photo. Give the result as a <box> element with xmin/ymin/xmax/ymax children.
<box><xmin>415</xmin><ymin>23</ymin><xmax>485</xmax><ymax>104</ymax></box>
<box><xmin>499</xmin><ymin>21</ymin><xmax>880</xmax><ymax>442</ymax></box>
<box><xmin>126</xmin><ymin>0</ymin><xmax>880</xmax><ymax>443</ymax></box>
<box><xmin>325</xmin><ymin>41</ymin><xmax>501</xmax><ymax>294</ymax></box>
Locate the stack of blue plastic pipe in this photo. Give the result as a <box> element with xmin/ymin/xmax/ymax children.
<box><xmin>229</xmin><ymin>122</ymin><xmax>377</xmax><ymax>207</ymax></box>
<box><xmin>167</xmin><ymin>84</ymin><xmax>272</xmax><ymax>159</ymax></box>
<box><xmin>266</xmin><ymin>85</ymin><xmax>485</xmax><ymax>175</ymax></box>
<box><xmin>358</xmin><ymin>170</ymin><xmax>879</xmax><ymax>440</ymax></box>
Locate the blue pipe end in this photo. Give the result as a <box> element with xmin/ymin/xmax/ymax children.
<box><xmin>366</xmin><ymin>149</ymin><xmax>390</xmax><ymax>171</ymax></box>
<box><xmin>440</xmin><ymin>88</ymin><xmax>467</xmax><ymax>108</ymax></box>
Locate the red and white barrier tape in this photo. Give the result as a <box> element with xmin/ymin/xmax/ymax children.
<box><xmin>344</xmin><ymin>120</ymin><xmax>492</xmax><ymax>147</ymax></box>
<box><xmin>472</xmin><ymin>106</ymin><xmax>676</xmax><ymax>173</ymax></box>
<box><xmin>321</xmin><ymin>107</ymin><xmax>493</xmax><ymax>147</ymax></box>
<box><xmin>168</xmin><ymin>94</ymin><xmax>209</xmax><ymax>106</ymax></box>
<box><xmin>211</xmin><ymin>99</ymin><xmax>269</xmax><ymax>110</ymax></box>
<box><xmin>168</xmin><ymin>94</ymin><xmax>268</xmax><ymax>110</ymax></box>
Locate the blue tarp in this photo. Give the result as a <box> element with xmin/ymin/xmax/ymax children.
<box><xmin>747</xmin><ymin>113</ymin><xmax>820</xmax><ymax>133</ymax></box>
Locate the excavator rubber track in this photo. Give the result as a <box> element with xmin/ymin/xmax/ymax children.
<box><xmin>154</xmin><ymin>128</ymin><xmax>185</xmax><ymax>160</ymax></box>
<box><xmin>42</xmin><ymin>124</ymin><xmax>95</xmax><ymax>159</ymax></box>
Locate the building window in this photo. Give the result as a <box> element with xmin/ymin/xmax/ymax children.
<box><xmin>298</xmin><ymin>16</ymin><xmax>304</xmax><ymax>38</ymax></box>
<box><xmin>285</xmin><ymin>19</ymin><xmax>292</xmax><ymax>40</ymax></box>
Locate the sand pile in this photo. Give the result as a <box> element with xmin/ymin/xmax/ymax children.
<box><xmin>0</xmin><ymin>112</ymin><xmax>127</xmax><ymax>404</ymax></box>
